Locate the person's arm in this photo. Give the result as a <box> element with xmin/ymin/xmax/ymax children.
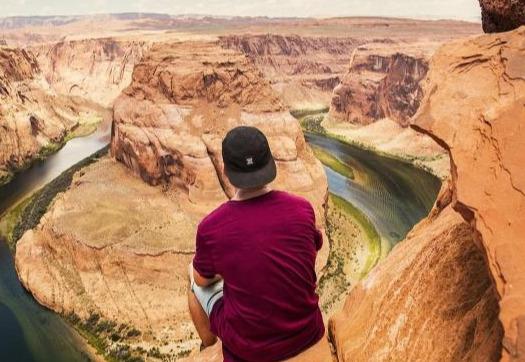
<box><xmin>192</xmin><ymin>267</ymin><xmax>222</xmax><ymax>287</ymax></box>
<box><xmin>193</xmin><ymin>223</ymin><xmax>220</xmax><ymax>287</ymax></box>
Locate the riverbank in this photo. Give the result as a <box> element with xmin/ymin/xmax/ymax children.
<box><xmin>318</xmin><ymin>194</ymin><xmax>385</xmax><ymax>315</ymax></box>
<box><xmin>0</xmin><ymin>113</ymin><xmax>104</xmax><ymax>188</ymax></box>
<box><xmin>297</xmin><ymin>108</ymin><xmax>441</xmax><ymax>316</ymax></box>
<box><xmin>0</xmin><ymin>145</ymin><xmax>109</xmax><ymax>249</ymax></box>
<box><xmin>295</xmin><ymin>108</ymin><xmax>450</xmax><ymax>180</ymax></box>
<box><xmin>0</xmin><ymin>147</ymin><xmax>165</xmax><ymax>362</ymax></box>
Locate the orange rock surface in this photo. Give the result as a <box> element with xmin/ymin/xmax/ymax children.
<box><xmin>413</xmin><ymin>26</ymin><xmax>525</xmax><ymax>361</ymax></box>
<box><xmin>0</xmin><ymin>46</ymin><xmax>104</xmax><ymax>185</ymax></box>
<box><xmin>330</xmin><ymin>26</ymin><xmax>525</xmax><ymax>362</ymax></box>
<box><xmin>111</xmin><ymin>41</ymin><xmax>328</xmax><ymax>223</ymax></box>
<box><xmin>33</xmin><ymin>38</ymin><xmax>148</xmax><ymax>107</ymax></box>
<box><xmin>15</xmin><ymin>39</ymin><xmax>329</xmax><ymax>360</ymax></box>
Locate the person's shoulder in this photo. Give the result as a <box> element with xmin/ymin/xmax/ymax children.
<box><xmin>198</xmin><ymin>201</ymin><xmax>231</xmax><ymax>232</ymax></box>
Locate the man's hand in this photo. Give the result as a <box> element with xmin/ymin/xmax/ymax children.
<box><xmin>193</xmin><ymin>266</ymin><xmax>222</xmax><ymax>287</ymax></box>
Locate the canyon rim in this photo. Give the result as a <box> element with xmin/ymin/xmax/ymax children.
<box><xmin>0</xmin><ymin>2</ymin><xmax>524</xmax><ymax>362</ymax></box>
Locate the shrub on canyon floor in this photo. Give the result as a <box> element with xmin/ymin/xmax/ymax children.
<box><xmin>66</xmin><ymin>311</ymin><xmax>148</xmax><ymax>362</ymax></box>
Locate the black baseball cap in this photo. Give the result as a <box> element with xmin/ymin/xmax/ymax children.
<box><xmin>222</xmin><ymin>126</ymin><xmax>277</xmax><ymax>189</ymax></box>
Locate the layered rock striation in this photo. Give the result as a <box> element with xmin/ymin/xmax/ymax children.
<box><xmin>412</xmin><ymin>26</ymin><xmax>525</xmax><ymax>361</ymax></box>
<box><xmin>330</xmin><ymin>26</ymin><xmax>525</xmax><ymax>362</ymax></box>
<box><xmin>16</xmin><ymin>158</ymin><xmax>202</xmax><ymax>357</ymax></box>
<box><xmin>219</xmin><ymin>34</ymin><xmax>360</xmax><ymax>108</ymax></box>
<box><xmin>111</xmin><ymin>41</ymin><xmax>327</xmax><ymax>219</ymax></box>
<box><xmin>328</xmin><ymin>44</ymin><xmax>432</xmax><ymax>126</ymax></box>
<box><xmin>15</xmin><ymin>40</ymin><xmax>328</xmax><ymax>359</ymax></box>
<box><xmin>33</xmin><ymin>38</ymin><xmax>149</xmax><ymax>107</ymax></box>
<box><xmin>0</xmin><ymin>46</ymin><xmax>102</xmax><ymax>186</ymax></box>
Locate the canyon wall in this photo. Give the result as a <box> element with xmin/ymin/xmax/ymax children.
<box><xmin>218</xmin><ymin>34</ymin><xmax>360</xmax><ymax>108</ymax></box>
<box><xmin>0</xmin><ymin>46</ymin><xmax>102</xmax><ymax>185</ymax></box>
<box><xmin>33</xmin><ymin>38</ymin><xmax>149</xmax><ymax>107</ymax></box>
<box><xmin>328</xmin><ymin>44</ymin><xmax>432</xmax><ymax>126</ymax></box>
<box><xmin>15</xmin><ymin>40</ymin><xmax>328</xmax><ymax>359</ymax></box>
<box><xmin>330</xmin><ymin>26</ymin><xmax>525</xmax><ymax>362</ymax></box>
<box><xmin>111</xmin><ymin>40</ymin><xmax>327</xmax><ymax>219</ymax></box>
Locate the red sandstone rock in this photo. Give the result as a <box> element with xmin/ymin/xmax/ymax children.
<box><xmin>329</xmin><ymin>44</ymin><xmax>433</xmax><ymax>126</ymax></box>
<box><xmin>0</xmin><ymin>46</ymin><xmax>103</xmax><ymax>185</ymax></box>
<box><xmin>33</xmin><ymin>38</ymin><xmax>148</xmax><ymax>107</ymax></box>
<box><xmin>330</xmin><ymin>26</ymin><xmax>525</xmax><ymax>362</ymax></box>
<box><xmin>218</xmin><ymin>34</ymin><xmax>360</xmax><ymax>108</ymax></box>
<box><xmin>412</xmin><ymin>26</ymin><xmax>525</xmax><ymax>361</ymax></box>
<box><xmin>111</xmin><ymin>41</ymin><xmax>328</xmax><ymax>224</ymax></box>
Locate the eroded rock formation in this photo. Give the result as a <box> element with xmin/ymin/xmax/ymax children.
<box><xmin>0</xmin><ymin>46</ymin><xmax>102</xmax><ymax>185</ymax></box>
<box><xmin>329</xmin><ymin>44</ymin><xmax>432</xmax><ymax>126</ymax></box>
<box><xmin>219</xmin><ymin>34</ymin><xmax>360</xmax><ymax>108</ymax></box>
<box><xmin>330</xmin><ymin>26</ymin><xmax>525</xmax><ymax>362</ymax></box>
<box><xmin>413</xmin><ymin>26</ymin><xmax>525</xmax><ymax>361</ymax></box>
<box><xmin>33</xmin><ymin>38</ymin><xmax>149</xmax><ymax>107</ymax></box>
<box><xmin>111</xmin><ymin>41</ymin><xmax>327</xmax><ymax>218</ymax></box>
<box><xmin>479</xmin><ymin>0</ymin><xmax>525</xmax><ymax>33</ymax></box>
<box><xmin>15</xmin><ymin>40</ymin><xmax>328</xmax><ymax>359</ymax></box>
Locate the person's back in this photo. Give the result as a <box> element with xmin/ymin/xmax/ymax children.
<box><xmin>194</xmin><ymin>190</ymin><xmax>324</xmax><ymax>361</ymax></box>
<box><xmin>188</xmin><ymin>126</ymin><xmax>324</xmax><ymax>362</ymax></box>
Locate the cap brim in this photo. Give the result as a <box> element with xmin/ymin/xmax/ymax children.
<box><xmin>224</xmin><ymin>158</ymin><xmax>277</xmax><ymax>189</ymax></box>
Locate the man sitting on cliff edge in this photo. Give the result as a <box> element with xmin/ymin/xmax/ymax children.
<box><xmin>188</xmin><ymin>126</ymin><xmax>325</xmax><ymax>361</ymax></box>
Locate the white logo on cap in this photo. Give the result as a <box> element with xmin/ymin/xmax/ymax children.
<box><xmin>246</xmin><ymin>157</ymin><xmax>254</xmax><ymax>166</ymax></box>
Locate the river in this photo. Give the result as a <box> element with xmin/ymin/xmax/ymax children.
<box><xmin>0</xmin><ymin>127</ymin><xmax>109</xmax><ymax>362</ymax></box>
<box><xmin>0</xmin><ymin>128</ymin><xmax>440</xmax><ymax>361</ymax></box>
<box><xmin>306</xmin><ymin>132</ymin><xmax>441</xmax><ymax>244</ymax></box>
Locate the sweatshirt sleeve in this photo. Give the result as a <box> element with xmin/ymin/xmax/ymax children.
<box><xmin>192</xmin><ymin>224</ymin><xmax>217</xmax><ymax>279</ymax></box>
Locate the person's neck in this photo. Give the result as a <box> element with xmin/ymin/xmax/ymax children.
<box><xmin>232</xmin><ymin>185</ymin><xmax>272</xmax><ymax>201</ymax></box>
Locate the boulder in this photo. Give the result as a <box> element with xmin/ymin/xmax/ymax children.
<box><xmin>479</xmin><ymin>0</ymin><xmax>525</xmax><ymax>33</ymax></box>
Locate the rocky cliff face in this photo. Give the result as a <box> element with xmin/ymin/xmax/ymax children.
<box><xmin>329</xmin><ymin>44</ymin><xmax>431</xmax><ymax>126</ymax></box>
<box><xmin>479</xmin><ymin>0</ymin><xmax>525</xmax><ymax>33</ymax></box>
<box><xmin>15</xmin><ymin>40</ymin><xmax>328</xmax><ymax>360</ymax></box>
<box><xmin>219</xmin><ymin>34</ymin><xmax>360</xmax><ymax>108</ymax></box>
<box><xmin>330</xmin><ymin>26</ymin><xmax>525</xmax><ymax>362</ymax></box>
<box><xmin>33</xmin><ymin>38</ymin><xmax>148</xmax><ymax>107</ymax></box>
<box><xmin>111</xmin><ymin>41</ymin><xmax>327</xmax><ymax>217</ymax></box>
<box><xmin>0</xmin><ymin>46</ymin><xmax>102</xmax><ymax>185</ymax></box>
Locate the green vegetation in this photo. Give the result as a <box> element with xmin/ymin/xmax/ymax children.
<box><xmin>301</xmin><ymin>113</ymin><xmax>327</xmax><ymax>134</ymax></box>
<box><xmin>0</xmin><ymin>196</ymin><xmax>34</xmax><ymax>246</ymax></box>
<box><xmin>37</xmin><ymin>142</ymin><xmax>64</xmax><ymax>160</ymax></box>
<box><xmin>330</xmin><ymin>194</ymin><xmax>381</xmax><ymax>275</ymax></box>
<box><xmin>311</xmin><ymin>145</ymin><xmax>354</xmax><ymax>179</ymax></box>
<box><xmin>0</xmin><ymin>113</ymin><xmax>103</xmax><ymax>190</ymax></box>
<box><xmin>289</xmin><ymin>106</ymin><xmax>330</xmax><ymax>119</ymax></box>
<box><xmin>0</xmin><ymin>146</ymin><xmax>109</xmax><ymax>250</ymax></box>
<box><xmin>64</xmin><ymin>114</ymin><xmax>103</xmax><ymax>143</ymax></box>
<box><xmin>66</xmin><ymin>312</ymin><xmax>146</xmax><ymax>362</ymax></box>
<box><xmin>0</xmin><ymin>170</ymin><xmax>14</xmax><ymax>187</ymax></box>
<box><xmin>318</xmin><ymin>194</ymin><xmax>383</xmax><ymax>313</ymax></box>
